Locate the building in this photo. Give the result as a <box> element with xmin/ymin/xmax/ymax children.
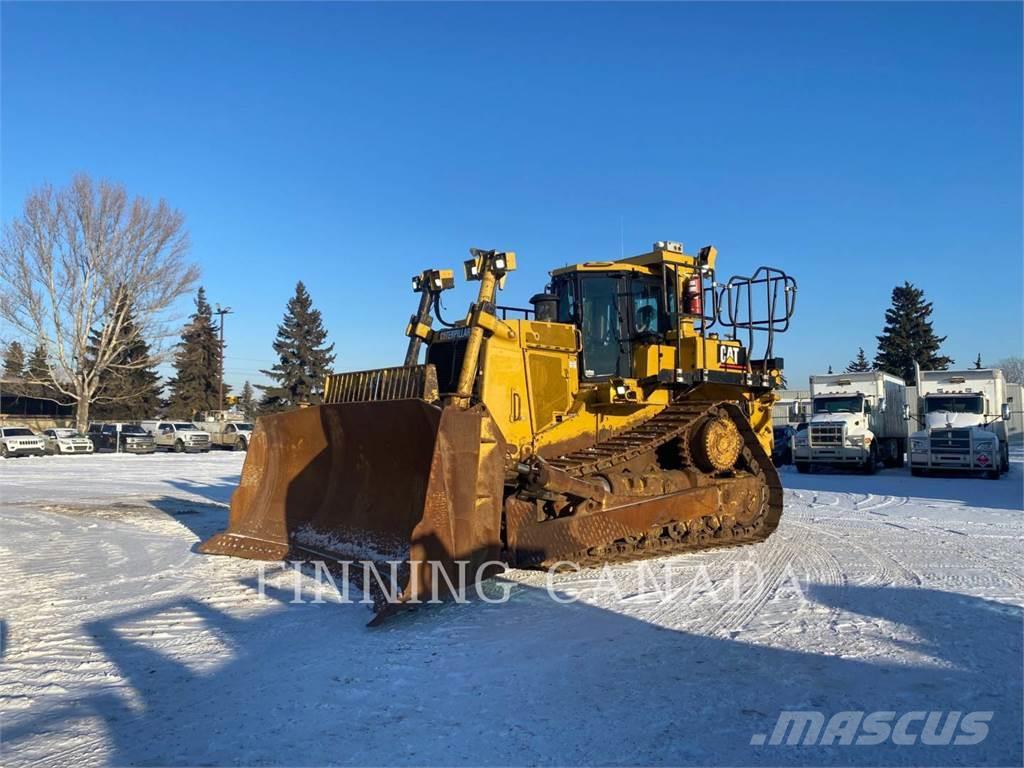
<box><xmin>0</xmin><ymin>378</ymin><xmax>74</xmax><ymax>429</ymax></box>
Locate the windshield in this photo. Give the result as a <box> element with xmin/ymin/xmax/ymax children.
<box><xmin>813</xmin><ymin>395</ymin><xmax>864</xmax><ymax>414</ymax></box>
<box><xmin>235</xmin><ymin>423</ymin><xmax>253</xmax><ymax>430</ymax></box>
<box><xmin>173</xmin><ymin>423</ymin><xmax>197</xmax><ymax>430</ymax></box>
<box><xmin>3</xmin><ymin>428</ymin><xmax>34</xmax><ymax>437</ymax></box>
<box><xmin>926</xmin><ymin>395</ymin><xmax>984</xmax><ymax>415</ymax></box>
<box><xmin>55</xmin><ymin>429</ymin><xmax>81</xmax><ymax>438</ymax></box>
<box><xmin>121</xmin><ymin>425</ymin><xmax>147</xmax><ymax>435</ymax></box>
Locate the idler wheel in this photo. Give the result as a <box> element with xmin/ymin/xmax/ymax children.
<box><xmin>691</xmin><ymin>415</ymin><xmax>742</xmax><ymax>472</ymax></box>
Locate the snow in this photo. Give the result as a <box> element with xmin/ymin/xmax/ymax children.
<box><xmin>1</xmin><ymin>451</ymin><xmax>1021</xmax><ymax>766</ymax></box>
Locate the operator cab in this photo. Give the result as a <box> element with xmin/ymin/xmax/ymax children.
<box><xmin>549</xmin><ymin>269</ymin><xmax>675</xmax><ymax>380</ymax></box>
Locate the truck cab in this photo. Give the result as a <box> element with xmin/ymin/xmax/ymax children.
<box><xmin>908</xmin><ymin>368</ymin><xmax>1010</xmax><ymax>479</ymax></box>
<box><xmin>793</xmin><ymin>372</ymin><xmax>907</xmax><ymax>474</ymax></box>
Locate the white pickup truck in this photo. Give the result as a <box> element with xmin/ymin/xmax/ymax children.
<box><xmin>193</xmin><ymin>411</ymin><xmax>253</xmax><ymax>451</ymax></box>
<box><xmin>140</xmin><ymin>420</ymin><xmax>212</xmax><ymax>453</ymax></box>
<box><xmin>908</xmin><ymin>367</ymin><xmax>1011</xmax><ymax>479</ymax></box>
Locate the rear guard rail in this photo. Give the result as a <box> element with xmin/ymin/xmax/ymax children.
<box><xmin>718</xmin><ymin>267</ymin><xmax>797</xmax><ymax>372</ymax></box>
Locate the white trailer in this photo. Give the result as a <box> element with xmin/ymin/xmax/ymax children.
<box><xmin>792</xmin><ymin>371</ymin><xmax>907</xmax><ymax>474</ymax></box>
<box><xmin>908</xmin><ymin>367</ymin><xmax>1011</xmax><ymax>479</ymax></box>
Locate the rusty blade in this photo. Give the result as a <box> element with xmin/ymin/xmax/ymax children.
<box><xmin>199</xmin><ymin>400</ymin><xmax>507</xmax><ymax>618</ymax></box>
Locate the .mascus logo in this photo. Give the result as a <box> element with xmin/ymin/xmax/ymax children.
<box><xmin>750</xmin><ymin>710</ymin><xmax>993</xmax><ymax>747</ymax></box>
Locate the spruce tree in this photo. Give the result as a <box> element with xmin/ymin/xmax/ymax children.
<box><xmin>259</xmin><ymin>281</ymin><xmax>336</xmax><ymax>408</ymax></box>
<box><xmin>846</xmin><ymin>347</ymin><xmax>872</xmax><ymax>373</ymax></box>
<box><xmin>974</xmin><ymin>354</ymin><xmax>982</xmax><ymax>369</ymax></box>
<box><xmin>166</xmin><ymin>287</ymin><xmax>223</xmax><ymax>418</ymax></box>
<box><xmin>87</xmin><ymin>297</ymin><xmax>163</xmax><ymax>421</ymax></box>
<box><xmin>239</xmin><ymin>380</ymin><xmax>257</xmax><ymax>420</ymax></box>
<box><xmin>20</xmin><ymin>343</ymin><xmax>60</xmax><ymax>403</ymax></box>
<box><xmin>25</xmin><ymin>344</ymin><xmax>49</xmax><ymax>383</ymax></box>
<box><xmin>3</xmin><ymin>341</ymin><xmax>25</xmax><ymax>378</ymax></box>
<box><xmin>874</xmin><ymin>282</ymin><xmax>952</xmax><ymax>384</ymax></box>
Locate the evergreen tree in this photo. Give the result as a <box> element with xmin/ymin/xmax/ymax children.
<box><xmin>20</xmin><ymin>343</ymin><xmax>62</xmax><ymax>403</ymax></box>
<box><xmin>239</xmin><ymin>380</ymin><xmax>257</xmax><ymax>420</ymax></box>
<box><xmin>846</xmin><ymin>347</ymin><xmax>872</xmax><ymax>373</ymax></box>
<box><xmin>25</xmin><ymin>344</ymin><xmax>49</xmax><ymax>383</ymax></box>
<box><xmin>3</xmin><ymin>341</ymin><xmax>25</xmax><ymax>378</ymax></box>
<box><xmin>165</xmin><ymin>287</ymin><xmax>224</xmax><ymax>417</ymax></box>
<box><xmin>874</xmin><ymin>282</ymin><xmax>952</xmax><ymax>384</ymax></box>
<box><xmin>86</xmin><ymin>296</ymin><xmax>163</xmax><ymax>421</ymax></box>
<box><xmin>974</xmin><ymin>354</ymin><xmax>982</xmax><ymax>369</ymax></box>
<box><xmin>259</xmin><ymin>281</ymin><xmax>335</xmax><ymax>408</ymax></box>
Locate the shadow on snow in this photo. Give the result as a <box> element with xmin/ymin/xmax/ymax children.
<box><xmin>2</xmin><ymin>578</ymin><xmax>1021</xmax><ymax>767</ymax></box>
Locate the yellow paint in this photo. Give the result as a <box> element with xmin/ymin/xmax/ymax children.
<box><xmin>470</xmin><ymin>244</ymin><xmax>780</xmax><ymax>460</ymax></box>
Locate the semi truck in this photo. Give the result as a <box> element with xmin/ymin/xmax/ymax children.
<box><xmin>793</xmin><ymin>371</ymin><xmax>907</xmax><ymax>474</ymax></box>
<box><xmin>908</xmin><ymin>367</ymin><xmax>1011</xmax><ymax>479</ymax></box>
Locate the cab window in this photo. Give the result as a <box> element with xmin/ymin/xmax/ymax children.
<box><xmin>555</xmin><ymin>278</ymin><xmax>577</xmax><ymax>324</ymax></box>
<box><xmin>580</xmin><ymin>276</ymin><xmax>628</xmax><ymax>378</ymax></box>
<box><xmin>630</xmin><ymin>277</ymin><xmax>667</xmax><ymax>336</ymax></box>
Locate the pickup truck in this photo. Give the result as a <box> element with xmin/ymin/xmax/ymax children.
<box><xmin>140</xmin><ymin>421</ymin><xmax>212</xmax><ymax>453</ymax></box>
<box><xmin>194</xmin><ymin>411</ymin><xmax>253</xmax><ymax>450</ymax></box>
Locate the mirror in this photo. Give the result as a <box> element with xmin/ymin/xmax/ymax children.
<box><xmin>878</xmin><ymin>397</ymin><xmax>886</xmax><ymax>414</ymax></box>
<box><xmin>902</xmin><ymin>403</ymin><xmax>911</xmax><ymax>421</ymax></box>
<box><xmin>1001</xmin><ymin>403</ymin><xmax>1011</xmax><ymax>421</ymax></box>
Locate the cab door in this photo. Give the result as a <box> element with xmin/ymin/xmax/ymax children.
<box><xmin>576</xmin><ymin>275</ymin><xmax>630</xmax><ymax>380</ymax></box>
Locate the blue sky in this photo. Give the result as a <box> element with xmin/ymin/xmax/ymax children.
<box><xmin>2</xmin><ymin>2</ymin><xmax>1021</xmax><ymax>390</ymax></box>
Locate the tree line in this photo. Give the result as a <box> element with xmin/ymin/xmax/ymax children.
<box><xmin>2</xmin><ymin>175</ymin><xmax>1020</xmax><ymax>428</ymax></box>
<box><xmin>0</xmin><ymin>175</ymin><xmax>335</xmax><ymax>430</ymax></box>
<box><xmin>838</xmin><ymin>282</ymin><xmax>1020</xmax><ymax>385</ymax></box>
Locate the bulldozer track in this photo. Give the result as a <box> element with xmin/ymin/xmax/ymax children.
<box><xmin>539</xmin><ymin>399</ymin><xmax>784</xmax><ymax>570</ymax></box>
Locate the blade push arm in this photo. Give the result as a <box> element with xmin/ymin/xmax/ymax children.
<box><xmin>452</xmin><ymin>248</ymin><xmax>516</xmax><ymax>408</ymax></box>
<box><xmin>405</xmin><ymin>269</ymin><xmax>455</xmax><ymax>366</ymax></box>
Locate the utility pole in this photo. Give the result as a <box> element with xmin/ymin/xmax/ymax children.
<box><xmin>214</xmin><ymin>305</ymin><xmax>233</xmax><ymax>412</ymax></box>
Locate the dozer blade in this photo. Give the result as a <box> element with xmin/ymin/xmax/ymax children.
<box><xmin>199</xmin><ymin>400</ymin><xmax>507</xmax><ymax>616</ymax></box>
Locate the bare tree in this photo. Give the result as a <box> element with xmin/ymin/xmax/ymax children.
<box><xmin>0</xmin><ymin>174</ymin><xmax>199</xmax><ymax>430</ymax></box>
<box><xmin>997</xmin><ymin>356</ymin><xmax>1024</xmax><ymax>384</ymax></box>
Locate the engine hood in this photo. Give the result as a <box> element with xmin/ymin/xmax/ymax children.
<box><xmin>923</xmin><ymin>412</ymin><xmax>985</xmax><ymax>431</ymax></box>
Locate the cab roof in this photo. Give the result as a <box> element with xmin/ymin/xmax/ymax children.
<box><xmin>549</xmin><ymin>242</ymin><xmax>716</xmax><ymax>277</ymax></box>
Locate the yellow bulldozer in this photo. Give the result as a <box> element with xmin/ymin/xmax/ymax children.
<box><xmin>201</xmin><ymin>241</ymin><xmax>796</xmax><ymax>618</ymax></box>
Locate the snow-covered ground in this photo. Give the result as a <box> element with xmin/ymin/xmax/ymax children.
<box><xmin>1</xmin><ymin>451</ymin><xmax>1021</xmax><ymax>766</ymax></box>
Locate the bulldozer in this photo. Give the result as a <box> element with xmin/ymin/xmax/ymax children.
<box><xmin>200</xmin><ymin>241</ymin><xmax>796</xmax><ymax>618</ymax></box>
